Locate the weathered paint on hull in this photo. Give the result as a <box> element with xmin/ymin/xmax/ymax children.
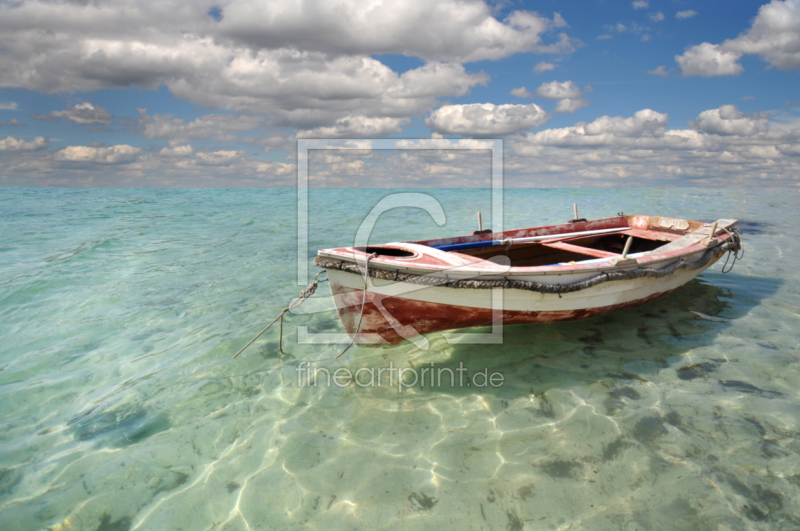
<box><xmin>317</xmin><ymin>215</ymin><xmax>737</xmax><ymax>347</ymax></box>
<box><xmin>329</xmin><ymin>282</ymin><xmax>682</xmax><ymax>346</ymax></box>
<box><xmin>327</xmin><ymin>249</ymin><xmax>723</xmax><ymax>346</ymax></box>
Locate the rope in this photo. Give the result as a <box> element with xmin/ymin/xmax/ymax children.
<box><xmin>335</xmin><ymin>252</ymin><xmax>377</xmax><ymax>359</ymax></box>
<box><xmin>719</xmin><ymin>227</ymin><xmax>744</xmax><ymax>274</ymax></box>
<box><xmin>232</xmin><ymin>270</ymin><xmax>327</xmax><ymax>359</ymax></box>
<box><xmin>314</xmin><ymin>241</ymin><xmax>736</xmax><ymax>296</ymax></box>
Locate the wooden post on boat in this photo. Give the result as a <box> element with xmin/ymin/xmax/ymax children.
<box><xmin>621</xmin><ymin>236</ymin><xmax>634</xmax><ymax>258</ymax></box>
<box><xmin>569</xmin><ymin>203</ymin><xmax>586</xmax><ymax>223</ymax></box>
<box><xmin>471</xmin><ymin>211</ymin><xmax>491</xmax><ymax>235</ymax></box>
<box><xmin>702</xmin><ymin>221</ymin><xmax>718</xmax><ymax>246</ymax></box>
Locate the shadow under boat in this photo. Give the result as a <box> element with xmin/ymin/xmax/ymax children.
<box><xmin>332</xmin><ymin>271</ymin><xmax>782</xmax><ymax>399</ymax></box>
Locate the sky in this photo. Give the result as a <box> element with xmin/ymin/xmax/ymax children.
<box><xmin>0</xmin><ymin>0</ymin><xmax>799</xmax><ymax>187</ymax></box>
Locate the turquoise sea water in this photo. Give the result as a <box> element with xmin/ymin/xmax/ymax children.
<box><xmin>0</xmin><ymin>187</ymin><xmax>798</xmax><ymax>530</ymax></box>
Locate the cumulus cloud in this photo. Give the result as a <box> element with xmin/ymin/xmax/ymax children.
<box><xmin>676</xmin><ymin>10</ymin><xmax>698</xmax><ymax>19</ymax></box>
<box><xmin>214</xmin><ymin>0</ymin><xmax>565</xmax><ymax>62</ymax></box>
<box><xmin>195</xmin><ymin>150</ymin><xmax>242</xmax><ymax>166</ymax></box>
<box><xmin>676</xmin><ymin>42</ymin><xmax>744</xmax><ymax>76</ymax></box>
<box><xmin>35</xmin><ymin>102</ymin><xmax>113</xmax><ymax>125</ymax></box>
<box><xmin>159</xmin><ymin>145</ymin><xmax>193</xmax><ymax>157</ymax></box>
<box><xmin>510</xmin><ymin>87</ymin><xmax>536</xmax><ymax>98</ymax></box>
<box><xmin>55</xmin><ymin>145</ymin><xmax>142</xmax><ymax>164</ymax></box>
<box><xmin>533</xmin><ymin>61</ymin><xmax>557</xmax><ymax>73</ymax></box>
<box><xmin>689</xmin><ymin>105</ymin><xmax>769</xmax><ymax>136</ymax></box>
<box><xmin>137</xmin><ymin>111</ymin><xmax>263</xmax><ymax>144</ymax></box>
<box><xmin>536</xmin><ymin>80</ymin><xmax>582</xmax><ymax>99</ymax></box>
<box><xmin>0</xmin><ymin>136</ymin><xmax>47</xmax><ymax>152</ymax></box>
<box><xmin>632</xmin><ymin>1</ymin><xmax>648</xmax><ymax>9</ymax></box>
<box><xmin>0</xmin><ymin>0</ymin><xmax>579</xmax><ymax>134</ymax></box>
<box><xmin>425</xmin><ymin>102</ymin><xmax>548</xmax><ymax>136</ymax></box>
<box><xmin>256</xmin><ymin>160</ymin><xmax>294</xmax><ymax>176</ymax></box>
<box><xmin>0</xmin><ymin>102</ymin><xmax>17</xmax><ymax>110</ymax></box>
<box><xmin>519</xmin><ymin>109</ymin><xmax>669</xmax><ymax>148</ymax></box>
<box><xmin>648</xmin><ymin>11</ymin><xmax>664</xmax><ymax>22</ymax></box>
<box><xmin>298</xmin><ymin>116</ymin><xmax>407</xmax><ymax>138</ymax></box>
<box><xmin>647</xmin><ymin>65</ymin><xmax>669</xmax><ymax>78</ymax></box>
<box><xmin>555</xmin><ymin>98</ymin><xmax>590</xmax><ymax>114</ymax></box>
<box><xmin>55</xmin><ymin>102</ymin><xmax>112</xmax><ymax>125</ymax></box>
<box><xmin>676</xmin><ymin>0</ymin><xmax>800</xmax><ymax>76</ymax></box>
<box><xmin>0</xmin><ymin>118</ymin><xmax>26</xmax><ymax>126</ymax></box>
<box><xmin>507</xmin><ymin>104</ymin><xmax>800</xmax><ymax>186</ymax></box>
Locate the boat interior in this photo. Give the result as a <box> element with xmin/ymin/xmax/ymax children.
<box><xmin>346</xmin><ymin>216</ymin><xmax>719</xmax><ymax>268</ymax></box>
<box><xmin>452</xmin><ymin>231</ymin><xmax>674</xmax><ymax>267</ymax></box>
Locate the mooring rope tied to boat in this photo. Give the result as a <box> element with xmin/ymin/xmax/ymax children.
<box><xmin>232</xmin><ymin>270</ymin><xmax>327</xmax><ymax>359</ymax></box>
<box><xmin>719</xmin><ymin>227</ymin><xmax>744</xmax><ymax>274</ymax></box>
<box><xmin>314</xmin><ymin>240</ymin><xmax>739</xmax><ymax>296</ymax></box>
<box><xmin>335</xmin><ymin>252</ymin><xmax>377</xmax><ymax>359</ymax></box>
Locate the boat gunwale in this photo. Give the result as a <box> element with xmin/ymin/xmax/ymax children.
<box><xmin>316</xmin><ymin>215</ymin><xmax>737</xmax><ymax>277</ymax></box>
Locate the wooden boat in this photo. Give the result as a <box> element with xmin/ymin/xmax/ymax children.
<box><xmin>314</xmin><ymin>215</ymin><xmax>742</xmax><ymax>346</ymax></box>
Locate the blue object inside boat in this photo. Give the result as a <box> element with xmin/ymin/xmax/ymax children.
<box><xmin>434</xmin><ymin>240</ymin><xmax>500</xmax><ymax>252</ymax></box>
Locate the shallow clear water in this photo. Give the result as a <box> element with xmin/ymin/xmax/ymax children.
<box><xmin>0</xmin><ymin>187</ymin><xmax>798</xmax><ymax>530</ymax></box>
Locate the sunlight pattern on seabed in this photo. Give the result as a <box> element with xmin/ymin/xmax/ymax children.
<box><xmin>0</xmin><ymin>187</ymin><xmax>798</xmax><ymax>530</ymax></box>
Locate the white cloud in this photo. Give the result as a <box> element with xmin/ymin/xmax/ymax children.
<box><xmin>137</xmin><ymin>112</ymin><xmax>263</xmax><ymax>144</ymax></box>
<box><xmin>0</xmin><ymin>102</ymin><xmax>17</xmax><ymax>110</ymax></box>
<box><xmin>425</xmin><ymin>102</ymin><xmax>548</xmax><ymax>136</ymax></box>
<box><xmin>553</xmin><ymin>13</ymin><xmax>568</xmax><ymax>28</ymax></box>
<box><xmin>195</xmin><ymin>150</ymin><xmax>242</xmax><ymax>166</ymax></box>
<box><xmin>0</xmin><ymin>136</ymin><xmax>47</xmax><ymax>152</ymax></box>
<box><xmin>0</xmin><ymin>0</ymin><xmax>579</xmax><ymax>133</ymax></box>
<box><xmin>510</xmin><ymin>87</ymin><xmax>536</xmax><ymax>98</ymax></box>
<box><xmin>647</xmin><ymin>65</ymin><xmax>669</xmax><ymax>78</ymax></box>
<box><xmin>159</xmin><ymin>145</ymin><xmax>193</xmax><ymax>157</ymax></box>
<box><xmin>676</xmin><ymin>0</ymin><xmax>800</xmax><ymax>76</ymax></box>
<box><xmin>554</xmin><ymin>98</ymin><xmax>589</xmax><ymax>114</ymax></box>
<box><xmin>632</xmin><ymin>1</ymin><xmax>648</xmax><ymax>9</ymax></box>
<box><xmin>0</xmin><ymin>118</ymin><xmax>26</xmax><ymax>126</ymax></box>
<box><xmin>676</xmin><ymin>42</ymin><xmax>744</xmax><ymax>76</ymax></box>
<box><xmin>522</xmin><ymin>109</ymin><xmax>668</xmax><ymax>147</ymax></box>
<box><xmin>55</xmin><ymin>145</ymin><xmax>142</xmax><ymax>164</ymax></box>
<box><xmin>298</xmin><ymin>116</ymin><xmax>407</xmax><ymax>138</ymax></box>
<box><xmin>597</xmin><ymin>34</ymin><xmax>613</xmax><ymax>40</ymax></box>
<box><xmin>649</xmin><ymin>11</ymin><xmax>664</xmax><ymax>22</ymax></box>
<box><xmin>536</xmin><ymin>80</ymin><xmax>582</xmax><ymax>99</ymax></box>
<box><xmin>689</xmin><ymin>105</ymin><xmax>769</xmax><ymax>136</ymax></box>
<box><xmin>506</xmin><ymin>105</ymin><xmax>800</xmax><ymax>186</ymax></box>
<box><xmin>3</xmin><ymin>105</ymin><xmax>800</xmax><ymax>187</ymax></box>
<box><xmin>533</xmin><ymin>61</ymin><xmax>557</xmax><ymax>73</ymax></box>
<box><xmin>723</xmin><ymin>0</ymin><xmax>800</xmax><ymax>70</ymax></box>
<box><xmin>676</xmin><ymin>10</ymin><xmax>698</xmax><ymax>19</ymax></box>
<box><xmin>36</xmin><ymin>102</ymin><xmax>112</xmax><ymax>125</ymax></box>
<box><xmin>256</xmin><ymin>160</ymin><xmax>294</xmax><ymax>175</ymax></box>
<box><xmin>529</xmin><ymin>32</ymin><xmax>579</xmax><ymax>54</ymax></box>
<box><xmin>215</xmin><ymin>0</ymin><xmax>562</xmax><ymax>63</ymax></box>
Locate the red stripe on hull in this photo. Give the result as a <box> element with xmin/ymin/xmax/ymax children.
<box><xmin>329</xmin><ymin>283</ymin><xmax>679</xmax><ymax>346</ymax></box>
